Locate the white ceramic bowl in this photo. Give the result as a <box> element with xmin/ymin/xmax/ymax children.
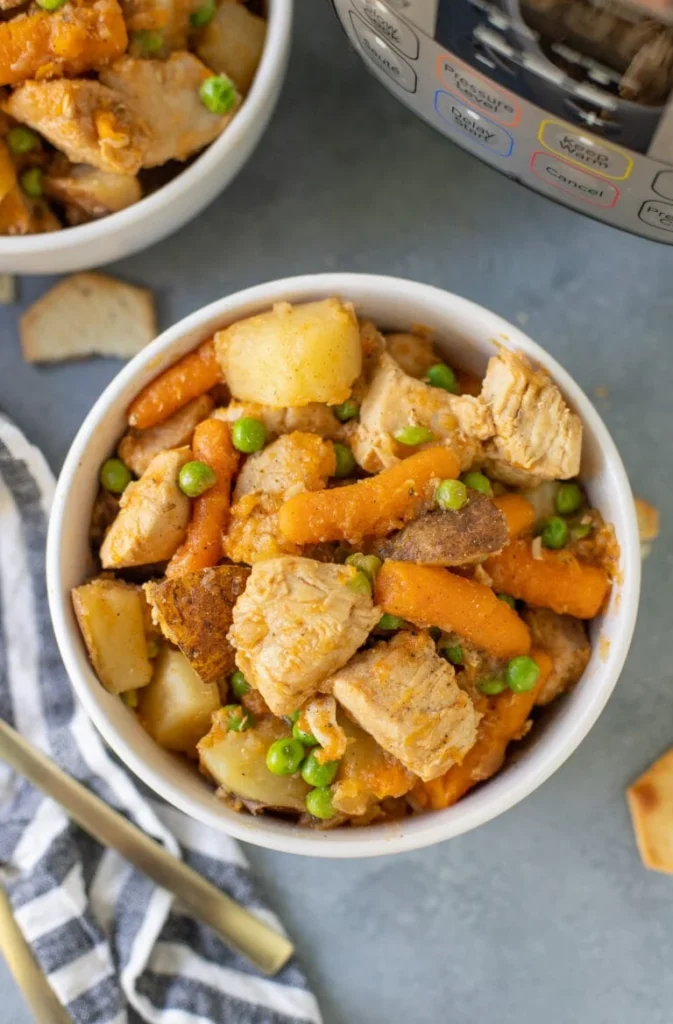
<box><xmin>0</xmin><ymin>0</ymin><xmax>292</xmax><ymax>275</ymax></box>
<box><xmin>47</xmin><ymin>274</ymin><xmax>640</xmax><ymax>858</ymax></box>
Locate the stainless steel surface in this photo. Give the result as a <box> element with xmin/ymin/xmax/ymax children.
<box><xmin>0</xmin><ymin>720</ymin><xmax>294</xmax><ymax>977</ymax></box>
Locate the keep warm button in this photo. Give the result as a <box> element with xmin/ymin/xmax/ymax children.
<box><xmin>530</xmin><ymin>152</ymin><xmax>619</xmax><ymax>208</ymax></box>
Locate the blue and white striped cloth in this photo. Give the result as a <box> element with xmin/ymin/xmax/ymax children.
<box><xmin>0</xmin><ymin>415</ymin><xmax>322</xmax><ymax>1024</ymax></box>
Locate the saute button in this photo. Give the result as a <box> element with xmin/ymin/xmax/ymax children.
<box><xmin>352</xmin><ymin>0</ymin><xmax>419</xmax><ymax>58</ymax></box>
<box><xmin>349</xmin><ymin>11</ymin><xmax>417</xmax><ymax>93</ymax></box>
<box><xmin>639</xmin><ymin>199</ymin><xmax>673</xmax><ymax>232</ymax></box>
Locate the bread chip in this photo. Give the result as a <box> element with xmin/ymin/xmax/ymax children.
<box><xmin>627</xmin><ymin>748</ymin><xmax>673</xmax><ymax>874</ymax></box>
<box><xmin>20</xmin><ymin>272</ymin><xmax>156</xmax><ymax>363</ymax></box>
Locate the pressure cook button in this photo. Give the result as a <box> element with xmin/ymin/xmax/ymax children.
<box><xmin>352</xmin><ymin>0</ymin><xmax>419</xmax><ymax>58</ymax></box>
<box><xmin>529</xmin><ymin>152</ymin><xmax>619</xmax><ymax>208</ymax></box>
<box><xmin>652</xmin><ymin>171</ymin><xmax>673</xmax><ymax>201</ymax></box>
<box><xmin>349</xmin><ymin>11</ymin><xmax>417</xmax><ymax>92</ymax></box>
<box><xmin>639</xmin><ymin>199</ymin><xmax>673</xmax><ymax>232</ymax></box>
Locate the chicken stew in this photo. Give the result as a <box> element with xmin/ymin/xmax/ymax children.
<box><xmin>73</xmin><ymin>297</ymin><xmax>618</xmax><ymax>828</ymax></box>
<box><xmin>0</xmin><ymin>0</ymin><xmax>266</xmax><ymax>234</ymax></box>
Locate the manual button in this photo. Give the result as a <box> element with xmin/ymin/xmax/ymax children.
<box><xmin>529</xmin><ymin>152</ymin><xmax>619</xmax><ymax>208</ymax></box>
<box><xmin>352</xmin><ymin>0</ymin><xmax>419</xmax><ymax>59</ymax></box>
<box><xmin>349</xmin><ymin>11</ymin><xmax>417</xmax><ymax>93</ymax></box>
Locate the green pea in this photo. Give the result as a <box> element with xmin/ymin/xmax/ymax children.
<box><xmin>20</xmin><ymin>167</ymin><xmax>42</xmax><ymax>198</ymax></box>
<box><xmin>571</xmin><ymin>522</ymin><xmax>592</xmax><ymax>541</ymax></box>
<box><xmin>146</xmin><ymin>637</ymin><xmax>160</xmax><ymax>660</ymax></box>
<box><xmin>460</xmin><ymin>471</ymin><xmax>492</xmax><ymax>497</ymax></box>
<box><xmin>230</xmin><ymin>670</ymin><xmax>250</xmax><ymax>699</ymax></box>
<box><xmin>333</xmin><ymin>399</ymin><xmax>359</xmax><ymax>422</ymax></box>
<box><xmin>478</xmin><ymin>678</ymin><xmax>506</xmax><ymax>695</ymax></box>
<box><xmin>541</xmin><ymin>516</ymin><xmax>569</xmax><ymax>550</ymax></box>
<box><xmin>435</xmin><ymin>479</ymin><xmax>468</xmax><ymax>511</ymax></box>
<box><xmin>301</xmin><ymin>751</ymin><xmax>340</xmax><ymax>787</ymax></box>
<box><xmin>497</xmin><ymin>593</ymin><xmax>516</xmax><ymax>609</ymax></box>
<box><xmin>224</xmin><ymin>704</ymin><xmax>254</xmax><ymax>732</ymax></box>
<box><xmin>286</xmin><ymin>710</ymin><xmax>301</xmax><ymax>725</ymax></box>
<box><xmin>347</xmin><ymin>570</ymin><xmax>371</xmax><ymax>598</ymax></box>
<box><xmin>100</xmin><ymin>457</ymin><xmax>132</xmax><ymax>494</ymax></box>
<box><xmin>424</xmin><ymin>363</ymin><xmax>458</xmax><ymax>394</ymax></box>
<box><xmin>190</xmin><ymin>0</ymin><xmax>216</xmax><ymax>27</ymax></box>
<box><xmin>231</xmin><ymin>416</ymin><xmax>266</xmax><ymax>453</ymax></box>
<box><xmin>305</xmin><ymin>786</ymin><xmax>335</xmax><ymax>820</ymax></box>
<box><xmin>179</xmin><ymin>460</ymin><xmax>216</xmax><ymax>497</ymax></box>
<box><xmin>35</xmin><ymin>0</ymin><xmax>68</xmax><ymax>9</ymax></box>
<box><xmin>505</xmin><ymin>655</ymin><xmax>540</xmax><ymax>694</ymax></box>
<box><xmin>393</xmin><ymin>425</ymin><xmax>434</xmax><ymax>447</ymax></box>
<box><xmin>132</xmin><ymin>29</ymin><xmax>164</xmax><ymax>53</ymax></box>
<box><xmin>555</xmin><ymin>483</ymin><xmax>583</xmax><ymax>516</ymax></box>
<box><xmin>439</xmin><ymin>641</ymin><xmax>463</xmax><ymax>665</ymax></box>
<box><xmin>6</xmin><ymin>126</ymin><xmax>39</xmax><ymax>155</ymax></box>
<box><xmin>377</xmin><ymin>613</ymin><xmax>405</xmax><ymax>631</ymax></box>
<box><xmin>345</xmin><ymin>552</ymin><xmax>381</xmax><ymax>583</ymax></box>
<box><xmin>266</xmin><ymin>737</ymin><xmax>305</xmax><ymax>775</ymax></box>
<box><xmin>199</xmin><ymin>74</ymin><xmax>237</xmax><ymax>115</ymax></box>
<box><xmin>292</xmin><ymin>722</ymin><xmax>319</xmax><ymax>747</ymax></box>
<box><xmin>332</xmin><ymin>442</ymin><xmax>356</xmax><ymax>478</ymax></box>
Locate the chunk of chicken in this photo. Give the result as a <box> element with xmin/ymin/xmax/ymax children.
<box><xmin>0</xmin><ymin>0</ymin><xmax>128</xmax><ymax>88</ymax></box>
<box><xmin>224</xmin><ymin>432</ymin><xmax>336</xmax><ymax>564</ymax></box>
<box><xmin>100</xmin><ymin>447</ymin><xmax>192</xmax><ymax>569</ymax></box>
<box><xmin>228</xmin><ymin>556</ymin><xmax>380</xmax><ymax>716</ymax></box>
<box><xmin>118</xmin><ymin>395</ymin><xmax>214</xmax><ymax>477</ymax></box>
<box><xmin>99</xmin><ymin>53</ymin><xmax>239</xmax><ymax>167</ymax></box>
<box><xmin>195</xmin><ymin>0</ymin><xmax>266</xmax><ymax>93</ymax></box>
<box><xmin>215</xmin><ymin>400</ymin><xmax>343</xmax><ymax>442</ymax></box>
<box><xmin>302</xmin><ymin>695</ymin><xmax>347</xmax><ymax>764</ymax></box>
<box><xmin>385</xmin><ymin>331</ymin><xmax>437</xmax><ymax>378</ymax></box>
<box><xmin>480</xmin><ymin>349</ymin><xmax>582</xmax><ymax>481</ymax></box>
<box><xmin>5</xmin><ymin>80</ymin><xmax>147</xmax><ymax>174</ymax></box>
<box><xmin>376</xmin><ymin>490</ymin><xmax>508</xmax><ymax>566</ymax></box>
<box><xmin>122</xmin><ymin>0</ymin><xmax>195</xmax><ymax>53</ymax></box>
<box><xmin>346</xmin><ymin>353</ymin><xmax>486</xmax><ymax>474</ymax></box>
<box><xmin>349</xmin><ymin>319</ymin><xmax>386</xmax><ymax>404</ymax></box>
<box><xmin>326</xmin><ymin>631</ymin><xmax>480</xmax><ymax>782</ymax></box>
<box><xmin>522</xmin><ymin>608</ymin><xmax>590</xmax><ymax>705</ymax></box>
<box><xmin>43</xmin><ymin>164</ymin><xmax>142</xmax><ymax>220</ymax></box>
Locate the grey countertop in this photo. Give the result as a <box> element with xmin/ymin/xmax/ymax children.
<box><xmin>2</xmin><ymin>2</ymin><xmax>673</xmax><ymax>1022</ymax></box>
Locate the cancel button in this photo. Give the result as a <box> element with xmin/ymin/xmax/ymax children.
<box><xmin>530</xmin><ymin>152</ymin><xmax>619</xmax><ymax>209</ymax></box>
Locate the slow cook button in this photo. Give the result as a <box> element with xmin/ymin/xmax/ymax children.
<box><xmin>352</xmin><ymin>0</ymin><xmax>419</xmax><ymax>58</ymax></box>
<box><xmin>639</xmin><ymin>199</ymin><xmax>673</xmax><ymax>232</ymax></box>
<box><xmin>529</xmin><ymin>152</ymin><xmax>619</xmax><ymax>208</ymax></box>
<box><xmin>434</xmin><ymin>92</ymin><xmax>514</xmax><ymax>157</ymax></box>
<box><xmin>350</xmin><ymin>11</ymin><xmax>417</xmax><ymax>92</ymax></box>
<box><xmin>538</xmin><ymin>120</ymin><xmax>632</xmax><ymax>181</ymax></box>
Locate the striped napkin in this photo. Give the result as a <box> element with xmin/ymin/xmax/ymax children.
<box><xmin>0</xmin><ymin>415</ymin><xmax>322</xmax><ymax>1024</ymax></box>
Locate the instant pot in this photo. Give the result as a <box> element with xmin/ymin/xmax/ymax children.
<box><xmin>331</xmin><ymin>0</ymin><xmax>673</xmax><ymax>241</ymax></box>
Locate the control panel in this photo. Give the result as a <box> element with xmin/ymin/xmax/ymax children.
<box><xmin>331</xmin><ymin>0</ymin><xmax>673</xmax><ymax>242</ymax></box>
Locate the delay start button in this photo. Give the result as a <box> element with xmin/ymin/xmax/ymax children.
<box><xmin>435</xmin><ymin>92</ymin><xmax>514</xmax><ymax>157</ymax></box>
<box><xmin>349</xmin><ymin>11</ymin><xmax>417</xmax><ymax>93</ymax></box>
<box><xmin>529</xmin><ymin>152</ymin><xmax>619</xmax><ymax>208</ymax></box>
<box><xmin>352</xmin><ymin>0</ymin><xmax>419</xmax><ymax>58</ymax></box>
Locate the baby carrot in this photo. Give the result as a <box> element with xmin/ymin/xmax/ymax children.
<box><xmin>166</xmin><ymin>418</ymin><xmax>238</xmax><ymax>577</ymax></box>
<box><xmin>128</xmin><ymin>340</ymin><xmax>222</xmax><ymax>430</ymax></box>
<box><xmin>494</xmin><ymin>493</ymin><xmax>535</xmax><ymax>538</ymax></box>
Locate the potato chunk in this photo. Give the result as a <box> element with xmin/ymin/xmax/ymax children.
<box><xmin>195</xmin><ymin>0</ymin><xmax>266</xmax><ymax>93</ymax></box>
<box><xmin>214</xmin><ymin>299</ymin><xmax>362</xmax><ymax>408</ymax></box>
<box><xmin>198</xmin><ymin>714</ymin><xmax>310</xmax><ymax>812</ymax></box>
<box><xmin>139</xmin><ymin>647</ymin><xmax>220</xmax><ymax>755</ymax></box>
<box><xmin>144</xmin><ymin>565</ymin><xmax>250</xmax><ymax>686</ymax></box>
<box><xmin>72</xmin><ymin>577</ymin><xmax>153</xmax><ymax>694</ymax></box>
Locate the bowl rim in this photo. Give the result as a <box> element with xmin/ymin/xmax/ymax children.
<box><xmin>0</xmin><ymin>0</ymin><xmax>293</xmax><ymax>257</ymax></box>
<box><xmin>46</xmin><ymin>273</ymin><xmax>641</xmax><ymax>858</ymax></box>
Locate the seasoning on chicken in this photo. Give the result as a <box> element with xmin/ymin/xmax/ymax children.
<box><xmin>100</xmin><ymin>447</ymin><xmax>192</xmax><ymax>568</ymax></box>
<box><xmin>43</xmin><ymin>165</ymin><xmax>142</xmax><ymax>222</ymax></box>
<box><xmin>303</xmin><ymin>694</ymin><xmax>348</xmax><ymax>764</ymax></box>
<box><xmin>228</xmin><ymin>556</ymin><xmax>380</xmax><ymax>716</ymax></box>
<box><xmin>326</xmin><ymin>631</ymin><xmax>480</xmax><ymax>782</ymax></box>
<box><xmin>522</xmin><ymin>607</ymin><xmax>591</xmax><ymax>705</ymax></box>
<box><xmin>119</xmin><ymin>395</ymin><xmax>214</xmax><ymax>477</ymax></box>
<box><xmin>215</xmin><ymin>400</ymin><xmax>343</xmax><ymax>442</ymax></box>
<box><xmin>385</xmin><ymin>331</ymin><xmax>437</xmax><ymax>379</ymax></box>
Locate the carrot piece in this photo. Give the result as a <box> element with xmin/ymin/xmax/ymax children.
<box><xmin>420</xmin><ymin>648</ymin><xmax>551</xmax><ymax>810</ymax></box>
<box><xmin>166</xmin><ymin>419</ymin><xmax>238</xmax><ymax>577</ymax></box>
<box><xmin>375</xmin><ymin>560</ymin><xmax>531</xmax><ymax>660</ymax></box>
<box><xmin>485</xmin><ymin>538</ymin><xmax>610</xmax><ymax>619</ymax></box>
<box><xmin>494</xmin><ymin>493</ymin><xmax>535</xmax><ymax>538</ymax></box>
<box><xmin>0</xmin><ymin>0</ymin><xmax>127</xmax><ymax>87</ymax></box>
<box><xmin>278</xmin><ymin>447</ymin><xmax>461</xmax><ymax>545</ymax></box>
<box><xmin>128</xmin><ymin>340</ymin><xmax>222</xmax><ymax>430</ymax></box>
